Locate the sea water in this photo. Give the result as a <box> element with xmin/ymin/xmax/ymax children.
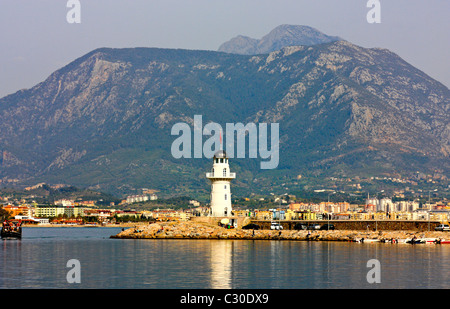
<box><xmin>0</xmin><ymin>227</ymin><xmax>449</xmax><ymax>289</ymax></box>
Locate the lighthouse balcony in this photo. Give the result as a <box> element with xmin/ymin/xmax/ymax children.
<box><xmin>206</xmin><ymin>172</ymin><xmax>236</xmax><ymax>179</ymax></box>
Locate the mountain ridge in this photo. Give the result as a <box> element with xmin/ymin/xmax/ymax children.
<box><xmin>0</xmin><ymin>32</ymin><xmax>448</xmax><ymax>196</ymax></box>
<box><xmin>218</xmin><ymin>24</ymin><xmax>342</xmax><ymax>55</ymax></box>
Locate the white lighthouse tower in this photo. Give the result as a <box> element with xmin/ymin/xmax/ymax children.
<box><xmin>206</xmin><ymin>150</ymin><xmax>236</xmax><ymax>217</ymax></box>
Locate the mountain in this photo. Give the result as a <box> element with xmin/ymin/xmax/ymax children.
<box><xmin>0</xmin><ymin>35</ymin><xmax>448</xmax><ymax>197</ymax></box>
<box><xmin>218</xmin><ymin>24</ymin><xmax>342</xmax><ymax>55</ymax></box>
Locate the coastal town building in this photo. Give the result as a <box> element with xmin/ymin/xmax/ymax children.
<box><xmin>75</xmin><ymin>200</ymin><xmax>96</xmax><ymax>207</ymax></box>
<box><xmin>55</xmin><ymin>199</ymin><xmax>75</xmax><ymax>206</ymax></box>
<box><xmin>123</xmin><ymin>194</ymin><xmax>158</xmax><ymax>204</ymax></box>
<box><xmin>2</xmin><ymin>205</ymin><xmax>32</xmax><ymax>217</ymax></box>
<box><xmin>126</xmin><ymin>194</ymin><xmax>149</xmax><ymax>204</ymax></box>
<box><xmin>289</xmin><ymin>202</ymin><xmax>350</xmax><ymax>213</ymax></box>
<box><xmin>33</xmin><ymin>205</ymin><xmax>86</xmax><ymax>218</ymax></box>
<box><xmin>84</xmin><ymin>209</ymin><xmax>114</xmax><ymax>223</ymax></box>
<box><xmin>365</xmin><ymin>198</ymin><xmax>420</xmax><ymax>212</ymax></box>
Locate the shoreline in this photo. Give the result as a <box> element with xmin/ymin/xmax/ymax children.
<box><xmin>110</xmin><ymin>221</ymin><xmax>450</xmax><ymax>242</ymax></box>
<box><xmin>23</xmin><ymin>223</ymin><xmax>136</xmax><ymax>228</ymax></box>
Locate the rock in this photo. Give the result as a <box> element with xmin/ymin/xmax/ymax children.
<box><xmin>110</xmin><ymin>221</ymin><xmax>448</xmax><ymax>243</ymax></box>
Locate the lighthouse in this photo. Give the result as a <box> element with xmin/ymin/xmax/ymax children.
<box><xmin>206</xmin><ymin>150</ymin><xmax>236</xmax><ymax>217</ymax></box>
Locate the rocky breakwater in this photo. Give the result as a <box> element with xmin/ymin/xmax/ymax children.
<box><xmin>110</xmin><ymin>221</ymin><xmax>450</xmax><ymax>242</ymax></box>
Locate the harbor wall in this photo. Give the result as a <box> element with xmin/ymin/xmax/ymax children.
<box><xmin>250</xmin><ymin>220</ymin><xmax>441</xmax><ymax>232</ymax></box>
<box><xmin>191</xmin><ymin>217</ymin><xmax>441</xmax><ymax>232</ymax></box>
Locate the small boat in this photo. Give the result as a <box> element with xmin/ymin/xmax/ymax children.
<box><xmin>1</xmin><ymin>220</ymin><xmax>22</xmax><ymax>239</ymax></box>
<box><xmin>406</xmin><ymin>238</ymin><xmax>425</xmax><ymax>244</ymax></box>
<box><xmin>433</xmin><ymin>239</ymin><xmax>450</xmax><ymax>244</ymax></box>
<box><xmin>421</xmin><ymin>238</ymin><xmax>437</xmax><ymax>244</ymax></box>
<box><xmin>382</xmin><ymin>238</ymin><xmax>406</xmax><ymax>244</ymax></box>
<box><xmin>363</xmin><ymin>239</ymin><xmax>380</xmax><ymax>243</ymax></box>
<box><xmin>355</xmin><ymin>238</ymin><xmax>379</xmax><ymax>243</ymax></box>
<box><xmin>396</xmin><ymin>239</ymin><xmax>411</xmax><ymax>244</ymax></box>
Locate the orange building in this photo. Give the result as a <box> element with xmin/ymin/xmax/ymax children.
<box><xmin>2</xmin><ymin>205</ymin><xmax>31</xmax><ymax>217</ymax></box>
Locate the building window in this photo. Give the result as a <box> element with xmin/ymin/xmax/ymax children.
<box><xmin>224</xmin><ymin>194</ymin><xmax>227</xmax><ymax>200</ymax></box>
<box><xmin>223</xmin><ymin>168</ymin><xmax>227</xmax><ymax>177</ymax></box>
<box><xmin>224</xmin><ymin>185</ymin><xmax>227</xmax><ymax>189</ymax></box>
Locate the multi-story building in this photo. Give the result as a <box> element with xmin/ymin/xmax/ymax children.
<box><xmin>84</xmin><ymin>209</ymin><xmax>114</xmax><ymax>223</ymax></box>
<box><xmin>126</xmin><ymin>195</ymin><xmax>149</xmax><ymax>204</ymax></box>
<box><xmin>378</xmin><ymin>198</ymin><xmax>393</xmax><ymax>212</ymax></box>
<box><xmin>33</xmin><ymin>205</ymin><xmax>66</xmax><ymax>218</ymax></box>
<box><xmin>2</xmin><ymin>205</ymin><xmax>32</xmax><ymax>217</ymax></box>
<box><xmin>33</xmin><ymin>205</ymin><xmax>86</xmax><ymax>218</ymax></box>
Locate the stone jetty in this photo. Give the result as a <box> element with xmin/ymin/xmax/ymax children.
<box><xmin>110</xmin><ymin>221</ymin><xmax>449</xmax><ymax>242</ymax></box>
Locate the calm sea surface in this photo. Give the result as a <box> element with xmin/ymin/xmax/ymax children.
<box><xmin>0</xmin><ymin>227</ymin><xmax>449</xmax><ymax>289</ymax></box>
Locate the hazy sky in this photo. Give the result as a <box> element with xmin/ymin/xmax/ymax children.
<box><xmin>0</xmin><ymin>0</ymin><xmax>448</xmax><ymax>98</ymax></box>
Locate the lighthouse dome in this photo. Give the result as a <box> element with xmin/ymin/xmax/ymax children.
<box><xmin>213</xmin><ymin>150</ymin><xmax>228</xmax><ymax>159</ymax></box>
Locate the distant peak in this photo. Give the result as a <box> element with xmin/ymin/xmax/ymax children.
<box><xmin>218</xmin><ymin>24</ymin><xmax>343</xmax><ymax>55</ymax></box>
<box><xmin>269</xmin><ymin>24</ymin><xmax>318</xmax><ymax>32</ymax></box>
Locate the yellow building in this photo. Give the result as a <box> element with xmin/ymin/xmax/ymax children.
<box><xmin>349</xmin><ymin>212</ymin><xmax>371</xmax><ymax>220</ymax></box>
<box><xmin>233</xmin><ymin>210</ymin><xmax>250</xmax><ymax>218</ymax></box>
<box><xmin>286</xmin><ymin>210</ymin><xmax>316</xmax><ymax>220</ymax></box>
<box><xmin>299</xmin><ymin>211</ymin><xmax>316</xmax><ymax>221</ymax></box>
<box><xmin>254</xmin><ymin>210</ymin><xmax>272</xmax><ymax>220</ymax></box>
<box><xmin>371</xmin><ymin>212</ymin><xmax>388</xmax><ymax>220</ymax></box>
<box><xmin>285</xmin><ymin>209</ymin><xmax>298</xmax><ymax>220</ymax></box>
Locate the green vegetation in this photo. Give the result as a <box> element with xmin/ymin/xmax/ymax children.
<box><xmin>0</xmin><ymin>185</ymin><xmax>120</xmax><ymax>206</ymax></box>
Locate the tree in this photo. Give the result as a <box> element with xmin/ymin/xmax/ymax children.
<box><xmin>0</xmin><ymin>207</ymin><xmax>11</xmax><ymax>221</ymax></box>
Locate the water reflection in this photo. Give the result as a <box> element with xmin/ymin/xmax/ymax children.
<box><xmin>1</xmin><ymin>228</ymin><xmax>450</xmax><ymax>288</ymax></box>
<box><xmin>0</xmin><ymin>240</ymin><xmax>23</xmax><ymax>288</ymax></box>
<box><xmin>209</xmin><ymin>240</ymin><xmax>233</xmax><ymax>288</ymax></box>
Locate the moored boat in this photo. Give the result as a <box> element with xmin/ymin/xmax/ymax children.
<box><xmin>406</xmin><ymin>237</ymin><xmax>425</xmax><ymax>244</ymax></box>
<box><xmin>363</xmin><ymin>239</ymin><xmax>379</xmax><ymax>243</ymax></box>
<box><xmin>396</xmin><ymin>239</ymin><xmax>409</xmax><ymax>244</ymax></box>
<box><xmin>1</xmin><ymin>220</ymin><xmax>22</xmax><ymax>239</ymax></box>
<box><xmin>421</xmin><ymin>238</ymin><xmax>437</xmax><ymax>244</ymax></box>
<box><xmin>433</xmin><ymin>238</ymin><xmax>450</xmax><ymax>244</ymax></box>
<box><xmin>355</xmin><ymin>238</ymin><xmax>379</xmax><ymax>243</ymax></box>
